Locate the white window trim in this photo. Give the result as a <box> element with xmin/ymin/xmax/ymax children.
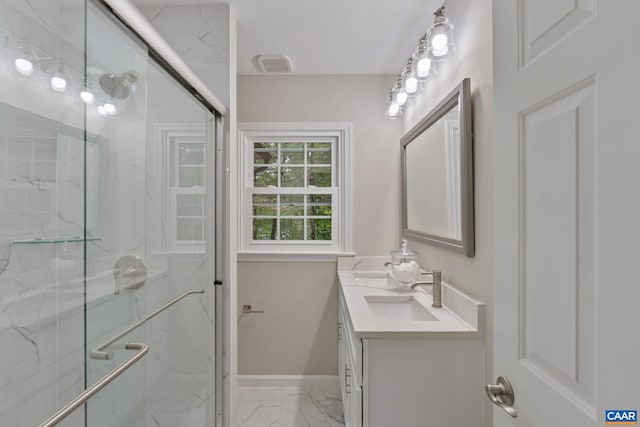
<box><xmin>238</xmin><ymin>122</ymin><xmax>353</xmax><ymax>260</ymax></box>
<box><xmin>153</xmin><ymin>122</ymin><xmax>207</xmax><ymax>253</ymax></box>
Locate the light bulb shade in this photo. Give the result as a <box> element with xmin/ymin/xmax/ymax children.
<box><xmin>14</xmin><ymin>44</ymin><xmax>37</xmax><ymax>77</ymax></box>
<box><xmin>97</xmin><ymin>99</ymin><xmax>117</xmax><ymax>118</ymax></box>
<box><xmin>385</xmin><ymin>102</ymin><xmax>401</xmax><ymax>119</ymax></box>
<box><xmin>416</xmin><ymin>57</ymin><xmax>435</xmax><ymax>80</ymax></box>
<box><xmin>103</xmin><ymin>102</ymin><xmax>117</xmax><ymax>115</ymax></box>
<box><xmin>80</xmin><ymin>90</ymin><xmax>95</xmax><ymax>104</ymax></box>
<box><xmin>50</xmin><ymin>75</ymin><xmax>68</xmax><ymax>92</ymax></box>
<box><xmin>394</xmin><ymin>87</ymin><xmax>408</xmax><ymax>106</ymax></box>
<box><xmin>426</xmin><ymin>11</ymin><xmax>456</xmax><ymax>61</ymax></box>
<box><xmin>400</xmin><ymin>59</ymin><xmax>419</xmax><ymax>97</ymax></box>
<box><xmin>14</xmin><ymin>58</ymin><xmax>34</xmax><ymax>77</ymax></box>
<box><xmin>391</xmin><ymin>77</ymin><xmax>408</xmax><ymax>106</ymax></box>
<box><xmin>385</xmin><ymin>94</ymin><xmax>401</xmax><ymax>119</ymax></box>
<box><xmin>412</xmin><ymin>36</ymin><xmax>437</xmax><ymax>81</ymax></box>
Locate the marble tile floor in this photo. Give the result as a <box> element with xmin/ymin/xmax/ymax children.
<box><xmin>237</xmin><ymin>384</ymin><xmax>345</xmax><ymax>427</ymax></box>
<box><xmin>144</xmin><ymin>374</ymin><xmax>212</xmax><ymax>427</ymax></box>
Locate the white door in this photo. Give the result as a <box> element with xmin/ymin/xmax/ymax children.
<box><xmin>492</xmin><ymin>1</ymin><xmax>640</xmax><ymax>426</ymax></box>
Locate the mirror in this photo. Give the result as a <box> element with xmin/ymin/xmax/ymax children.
<box><xmin>401</xmin><ymin>78</ymin><xmax>474</xmax><ymax>256</ymax></box>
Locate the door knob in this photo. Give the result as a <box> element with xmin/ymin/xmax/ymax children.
<box><xmin>485</xmin><ymin>376</ymin><xmax>518</xmax><ymax>418</ymax></box>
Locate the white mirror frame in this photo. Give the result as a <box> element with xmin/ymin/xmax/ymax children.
<box><xmin>401</xmin><ymin>78</ymin><xmax>474</xmax><ymax>257</ymax></box>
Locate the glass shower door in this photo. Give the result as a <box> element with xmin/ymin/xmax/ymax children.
<box><xmin>0</xmin><ymin>0</ymin><xmax>89</xmax><ymax>425</ymax></box>
<box><xmin>0</xmin><ymin>0</ymin><xmax>218</xmax><ymax>425</ymax></box>
<box><xmin>83</xmin><ymin>2</ymin><xmax>217</xmax><ymax>426</ymax></box>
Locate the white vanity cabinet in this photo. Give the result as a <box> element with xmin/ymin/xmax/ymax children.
<box><xmin>338</xmin><ymin>284</ymin><xmax>485</xmax><ymax>427</ymax></box>
<box><xmin>339</xmin><ymin>295</ymin><xmax>362</xmax><ymax>427</ymax></box>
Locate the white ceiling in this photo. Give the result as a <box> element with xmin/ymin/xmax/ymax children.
<box><xmin>132</xmin><ymin>0</ymin><xmax>442</xmax><ymax>75</ymax></box>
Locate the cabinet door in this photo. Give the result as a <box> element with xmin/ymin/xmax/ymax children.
<box><xmin>348</xmin><ymin>361</ymin><xmax>362</xmax><ymax>427</ymax></box>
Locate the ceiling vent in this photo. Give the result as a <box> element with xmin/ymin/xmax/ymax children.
<box><xmin>254</xmin><ymin>54</ymin><xmax>294</xmax><ymax>73</ymax></box>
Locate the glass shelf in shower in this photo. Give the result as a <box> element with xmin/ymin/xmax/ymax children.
<box><xmin>11</xmin><ymin>236</ymin><xmax>102</xmax><ymax>245</ymax></box>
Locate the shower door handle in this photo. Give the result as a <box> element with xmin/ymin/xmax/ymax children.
<box><xmin>38</xmin><ymin>342</ymin><xmax>149</xmax><ymax>427</ymax></box>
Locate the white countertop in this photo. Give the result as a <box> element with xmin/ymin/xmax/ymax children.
<box><xmin>338</xmin><ymin>257</ymin><xmax>485</xmax><ymax>340</ymax></box>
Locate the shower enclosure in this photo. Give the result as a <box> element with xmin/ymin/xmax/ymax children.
<box><xmin>0</xmin><ymin>0</ymin><xmax>225</xmax><ymax>425</ymax></box>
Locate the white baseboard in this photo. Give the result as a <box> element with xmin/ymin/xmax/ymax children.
<box><xmin>238</xmin><ymin>375</ymin><xmax>339</xmax><ymax>388</ymax></box>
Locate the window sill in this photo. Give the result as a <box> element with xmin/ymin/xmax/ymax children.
<box><xmin>237</xmin><ymin>251</ymin><xmax>356</xmax><ymax>263</ymax></box>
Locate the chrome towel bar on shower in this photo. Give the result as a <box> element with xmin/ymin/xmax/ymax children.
<box><xmin>37</xmin><ymin>289</ymin><xmax>206</xmax><ymax>426</ymax></box>
<box><xmin>91</xmin><ymin>288</ymin><xmax>205</xmax><ymax>360</ymax></box>
<box><xmin>38</xmin><ymin>343</ymin><xmax>149</xmax><ymax>427</ymax></box>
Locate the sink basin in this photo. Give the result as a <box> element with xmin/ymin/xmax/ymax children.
<box><xmin>365</xmin><ymin>295</ymin><xmax>438</xmax><ymax>322</ymax></box>
<box><xmin>352</xmin><ymin>271</ymin><xmax>387</xmax><ymax>278</ymax></box>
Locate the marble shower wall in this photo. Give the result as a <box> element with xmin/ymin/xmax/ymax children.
<box><xmin>139</xmin><ymin>5</ymin><xmax>231</xmax><ymax>107</ymax></box>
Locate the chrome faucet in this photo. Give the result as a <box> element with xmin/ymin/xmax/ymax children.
<box><xmin>410</xmin><ymin>270</ymin><xmax>442</xmax><ymax>308</ymax></box>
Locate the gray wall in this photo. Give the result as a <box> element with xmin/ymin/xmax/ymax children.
<box><xmin>401</xmin><ymin>0</ymin><xmax>493</xmax><ymax>425</ymax></box>
<box><xmin>237</xmin><ymin>75</ymin><xmax>400</xmax><ymax>374</ymax></box>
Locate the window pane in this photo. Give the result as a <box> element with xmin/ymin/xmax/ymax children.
<box><xmin>179</xmin><ymin>166</ymin><xmax>204</xmax><ymax>187</ymax></box>
<box><xmin>280</xmin><ymin>166</ymin><xmax>304</xmax><ymax>187</ymax></box>
<box><xmin>280</xmin><ymin>194</ymin><xmax>304</xmax><ymax>216</ymax></box>
<box><xmin>254</xmin><ymin>142</ymin><xmax>277</xmax><ymax>165</ymax></box>
<box><xmin>253</xmin><ymin>218</ymin><xmax>277</xmax><ymax>240</ymax></box>
<box><xmin>253</xmin><ymin>194</ymin><xmax>277</xmax><ymax>216</ymax></box>
<box><xmin>179</xmin><ymin>143</ymin><xmax>204</xmax><ymax>165</ymax></box>
<box><xmin>308</xmin><ymin>194</ymin><xmax>332</xmax><ymax>216</ymax></box>
<box><xmin>177</xmin><ymin>218</ymin><xmax>204</xmax><ymax>240</ymax></box>
<box><xmin>308</xmin><ymin>167</ymin><xmax>331</xmax><ymax>187</ymax></box>
<box><xmin>280</xmin><ymin>218</ymin><xmax>304</xmax><ymax>240</ymax></box>
<box><xmin>307</xmin><ymin>218</ymin><xmax>332</xmax><ymax>240</ymax></box>
<box><xmin>254</xmin><ymin>165</ymin><xmax>278</xmax><ymax>187</ymax></box>
<box><xmin>280</xmin><ymin>142</ymin><xmax>304</xmax><ymax>165</ymax></box>
<box><xmin>308</xmin><ymin>142</ymin><xmax>331</xmax><ymax>165</ymax></box>
<box><xmin>177</xmin><ymin>194</ymin><xmax>204</xmax><ymax>216</ymax></box>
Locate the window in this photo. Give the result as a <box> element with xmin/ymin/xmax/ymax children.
<box><xmin>239</xmin><ymin>123</ymin><xmax>352</xmax><ymax>257</ymax></box>
<box><xmin>155</xmin><ymin>123</ymin><xmax>207</xmax><ymax>251</ymax></box>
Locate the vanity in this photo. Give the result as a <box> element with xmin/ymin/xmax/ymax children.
<box><xmin>337</xmin><ymin>257</ymin><xmax>485</xmax><ymax>427</ymax></box>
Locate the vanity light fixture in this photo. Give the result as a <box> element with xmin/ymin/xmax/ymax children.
<box><xmin>14</xmin><ymin>44</ymin><xmax>36</xmax><ymax>77</ymax></box>
<box><xmin>385</xmin><ymin>93</ymin><xmax>401</xmax><ymax>119</ymax></box>
<box><xmin>79</xmin><ymin>76</ymin><xmax>101</xmax><ymax>105</ymax></box>
<box><xmin>50</xmin><ymin>74</ymin><xmax>68</xmax><ymax>92</ymax></box>
<box><xmin>392</xmin><ymin>77</ymin><xmax>408</xmax><ymax>106</ymax></box>
<box><xmin>97</xmin><ymin>100</ymin><xmax>117</xmax><ymax>118</ymax></box>
<box><xmin>413</xmin><ymin>35</ymin><xmax>436</xmax><ymax>80</ymax></box>
<box><xmin>401</xmin><ymin>58</ymin><xmax>419</xmax><ymax>96</ymax></box>
<box><xmin>48</xmin><ymin>63</ymin><xmax>70</xmax><ymax>93</ymax></box>
<box><xmin>79</xmin><ymin>89</ymin><xmax>95</xmax><ymax>104</ymax></box>
<box><xmin>384</xmin><ymin>4</ymin><xmax>455</xmax><ymax>119</ymax></box>
<box><xmin>425</xmin><ymin>6</ymin><xmax>456</xmax><ymax>61</ymax></box>
<box><xmin>103</xmin><ymin>102</ymin><xmax>116</xmax><ymax>115</ymax></box>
